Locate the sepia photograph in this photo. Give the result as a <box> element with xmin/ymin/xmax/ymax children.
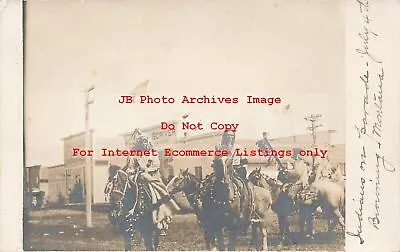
<box><xmin>23</xmin><ymin>0</ymin><xmax>347</xmax><ymax>250</ymax></box>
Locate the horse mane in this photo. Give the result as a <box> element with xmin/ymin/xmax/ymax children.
<box><xmin>187</xmin><ymin>172</ymin><xmax>201</xmax><ymax>183</ymax></box>
<box><xmin>107</xmin><ymin>165</ymin><xmax>122</xmax><ymax>181</ymax></box>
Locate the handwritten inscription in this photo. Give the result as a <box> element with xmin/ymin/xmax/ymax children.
<box><xmin>347</xmin><ymin>178</ymin><xmax>366</xmax><ymax>244</ymax></box>
<box><xmin>371</xmin><ymin>69</ymin><xmax>384</xmax><ymax>140</ymax></box>
<box><xmin>347</xmin><ymin>0</ymin><xmax>396</xmax><ymax>245</ymax></box>
<box><xmin>355</xmin><ymin>0</ymin><xmax>382</xmax><ymax>64</ymax></box>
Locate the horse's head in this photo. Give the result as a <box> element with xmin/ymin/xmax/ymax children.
<box><xmin>108</xmin><ymin>168</ymin><xmax>131</xmax><ymax>206</ymax></box>
<box><xmin>277</xmin><ymin>169</ymin><xmax>289</xmax><ymax>183</ymax></box>
<box><xmin>104</xmin><ymin>165</ymin><xmax>120</xmax><ymax>200</ymax></box>
<box><xmin>104</xmin><ymin>166</ymin><xmax>133</xmax><ymax>234</ymax></box>
<box><xmin>212</xmin><ymin>156</ymin><xmax>229</xmax><ymax>184</ymax></box>
<box><xmin>248</xmin><ymin>167</ymin><xmax>263</xmax><ymax>186</ymax></box>
<box><xmin>248</xmin><ymin>167</ymin><xmax>271</xmax><ymax>189</ymax></box>
<box><xmin>168</xmin><ymin>168</ymin><xmax>199</xmax><ymax>195</ymax></box>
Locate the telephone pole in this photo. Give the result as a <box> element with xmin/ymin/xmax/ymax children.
<box><xmin>84</xmin><ymin>85</ymin><xmax>94</xmax><ymax>227</ymax></box>
<box><xmin>304</xmin><ymin>114</ymin><xmax>322</xmax><ymax>146</ymax></box>
<box><xmin>304</xmin><ymin>114</ymin><xmax>322</xmax><ymax>169</ymax></box>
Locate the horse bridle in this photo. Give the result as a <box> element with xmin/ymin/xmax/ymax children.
<box><xmin>170</xmin><ymin>174</ymin><xmax>202</xmax><ymax>208</ymax></box>
<box><xmin>105</xmin><ymin>169</ymin><xmax>136</xmax><ymax>213</ymax></box>
<box><xmin>170</xmin><ymin>174</ymin><xmax>195</xmax><ymax>196</ymax></box>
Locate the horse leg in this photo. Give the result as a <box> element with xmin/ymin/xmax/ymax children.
<box><xmin>251</xmin><ymin>223</ymin><xmax>259</xmax><ymax>248</ymax></box>
<box><xmin>141</xmin><ymin>230</ymin><xmax>155</xmax><ymax>251</ymax></box>
<box><xmin>227</xmin><ymin>228</ymin><xmax>237</xmax><ymax>251</ymax></box>
<box><xmin>277</xmin><ymin>215</ymin><xmax>284</xmax><ymax>238</ymax></box>
<box><xmin>333</xmin><ymin>208</ymin><xmax>345</xmax><ymax>231</ymax></box>
<box><xmin>204</xmin><ymin>228</ymin><xmax>215</xmax><ymax>250</ymax></box>
<box><xmin>260</xmin><ymin>225</ymin><xmax>268</xmax><ymax>251</ymax></box>
<box><xmin>305</xmin><ymin>213</ymin><xmax>313</xmax><ymax>238</ymax></box>
<box><xmin>152</xmin><ymin>229</ymin><xmax>161</xmax><ymax>251</ymax></box>
<box><xmin>281</xmin><ymin>215</ymin><xmax>291</xmax><ymax>244</ymax></box>
<box><xmin>122</xmin><ymin>232</ymin><xmax>132</xmax><ymax>251</ymax></box>
<box><xmin>278</xmin><ymin>215</ymin><xmax>289</xmax><ymax>244</ymax></box>
<box><xmin>327</xmin><ymin>216</ymin><xmax>338</xmax><ymax>236</ymax></box>
<box><xmin>298</xmin><ymin>208</ymin><xmax>306</xmax><ymax>239</ymax></box>
<box><xmin>215</xmin><ymin>228</ymin><xmax>225</xmax><ymax>251</ymax></box>
<box><xmin>303</xmin><ymin>205</ymin><xmax>314</xmax><ymax>238</ymax></box>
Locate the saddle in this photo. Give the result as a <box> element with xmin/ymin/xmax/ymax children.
<box><xmin>287</xmin><ymin>183</ymin><xmax>318</xmax><ymax>206</ymax></box>
<box><xmin>297</xmin><ymin>186</ymin><xmax>318</xmax><ymax>205</ymax></box>
<box><xmin>203</xmin><ymin>172</ymin><xmax>253</xmax><ymax>220</ymax></box>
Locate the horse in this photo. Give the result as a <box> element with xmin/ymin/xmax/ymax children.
<box><xmin>249</xmin><ymin>167</ymin><xmax>345</xmax><ymax>240</ymax></box>
<box><xmin>201</xmin><ymin>156</ymin><xmax>253</xmax><ymax>250</ymax></box>
<box><xmin>248</xmin><ymin>168</ymin><xmax>293</xmax><ymax>243</ymax></box>
<box><xmin>167</xmin><ymin>168</ymin><xmax>216</xmax><ymax>250</ymax></box>
<box><xmin>104</xmin><ymin>166</ymin><xmax>161</xmax><ymax>251</ymax></box>
<box><xmin>277</xmin><ymin>157</ymin><xmax>312</xmax><ymax>185</ymax></box>
<box><xmin>309</xmin><ymin>158</ymin><xmax>346</xmax><ymax>223</ymax></box>
<box><xmin>307</xmin><ymin>179</ymin><xmax>345</xmax><ymax>232</ymax></box>
<box><xmin>291</xmin><ymin>158</ymin><xmax>346</xmax><ymax>235</ymax></box>
<box><xmin>168</xmin><ymin>168</ymin><xmax>275</xmax><ymax>250</ymax></box>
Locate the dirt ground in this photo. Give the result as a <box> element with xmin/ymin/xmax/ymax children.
<box><xmin>25</xmin><ymin>209</ymin><xmax>344</xmax><ymax>251</ymax></box>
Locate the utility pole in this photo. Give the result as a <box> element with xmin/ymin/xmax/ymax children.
<box><xmin>84</xmin><ymin>85</ymin><xmax>94</xmax><ymax>227</ymax></box>
<box><xmin>304</xmin><ymin>114</ymin><xmax>322</xmax><ymax>169</ymax></box>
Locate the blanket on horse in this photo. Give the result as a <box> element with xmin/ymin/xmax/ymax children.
<box><xmin>231</xmin><ymin>174</ymin><xmax>253</xmax><ymax>223</ymax></box>
<box><xmin>129</xmin><ymin>171</ymin><xmax>180</xmax><ymax>230</ymax></box>
<box><xmin>202</xmin><ymin>172</ymin><xmax>253</xmax><ymax>225</ymax></box>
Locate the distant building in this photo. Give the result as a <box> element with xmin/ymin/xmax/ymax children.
<box><xmin>58</xmin><ymin>130</ymin><xmax>126</xmax><ymax>204</ymax></box>
<box><xmin>24</xmin><ymin>165</ymin><xmax>49</xmax><ymax>208</ymax></box>
<box><xmin>46</xmin><ymin>164</ymin><xmax>65</xmax><ymax>204</ymax></box>
<box><xmin>25</xmin><ymin>165</ymin><xmax>40</xmax><ymax>191</ymax></box>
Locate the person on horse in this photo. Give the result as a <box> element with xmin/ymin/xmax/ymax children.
<box><xmin>125</xmin><ymin>129</ymin><xmax>180</xmax><ymax>232</ymax></box>
<box><xmin>216</xmin><ymin>130</ymin><xmax>248</xmax><ymax>180</ymax></box>
<box><xmin>215</xmin><ymin>130</ymin><xmax>251</xmax><ymax>221</ymax></box>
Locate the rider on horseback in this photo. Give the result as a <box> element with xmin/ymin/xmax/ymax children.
<box><xmin>215</xmin><ymin>130</ymin><xmax>251</xmax><ymax>222</ymax></box>
<box><xmin>217</xmin><ymin>130</ymin><xmax>248</xmax><ymax>180</ymax></box>
<box><xmin>125</xmin><ymin>129</ymin><xmax>180</xmax><ymax>232</ymax></box>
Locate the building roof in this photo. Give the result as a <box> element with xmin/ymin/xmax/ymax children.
<box><xmin>46</xmin><ymin>164</ymin><xmax>64</xmax><ymax>169</ymax></box>
<box><xmin>61</xmin><ymin>129</ymin><xmax>95</xmax><ymax>141</ymax></box>
<box><xmin>119</xmin><ymin>120</ymin><xmax>180</xmax><ymax>137</ymax></box>
<box><xmin>176</xmin><ymin>131</ymin><xmax>224</xmax><ymax>143</ymax></box>
<box><xmin>26</xmin><ymin>165</ymin><xmax>41</xmax><ymax>169</ymax></box>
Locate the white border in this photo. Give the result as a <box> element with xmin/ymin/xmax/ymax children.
<box><xmin>0</xmin><ymin>0</ymin><xmax>23</xmax><ymax>251</ymax></box>
<box><xmin>345</xmin><ymin>0</ymin><xmax>400</xmax><ymax>251</ymax></box>
<box><xmin>1</xmin><ymin>0</ymin><xmax>400</xmax><ymax>251</ymax></box>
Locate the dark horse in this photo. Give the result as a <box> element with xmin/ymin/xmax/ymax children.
<box><xmin>168</xmin><ymin>168</ymin><xmax>275</xmax><ymax>250</ymax></box>
<box><xmin>104</xmin><ymin>166</ymin><xmax>161</xmax><ymax>251</ymax></box>
<box><xmin>202</xmin><ymin>157</ymin><xmax>253</xmax><ymax>250</ymax></box>
<box><xmin>167</xmin><ymin>168</ymin><xmax>216</xmax><ymax>250</ymax></box>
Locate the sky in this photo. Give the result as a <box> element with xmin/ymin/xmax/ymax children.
<box><xmin>24</xmin><ymin>0</ymin><xmax>345</xmax><ymax>166</ymax></box>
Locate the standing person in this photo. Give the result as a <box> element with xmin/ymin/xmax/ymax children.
<box><xmin>272</xmin><ymin>183</ymin><xmax>293</xmax><ymax>243</ymax></box>
<box><xmin>126</xmin><ymin>129</ymin><xmax>180</xmax><ymax>232</ymax></box>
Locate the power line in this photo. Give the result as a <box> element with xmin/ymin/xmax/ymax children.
<box><xmin>304</xmin><ymin>113</ymin><xmax>322</xmax><ymax>169</ymax></box>
<box><xmin>304</xmin><ymin>114</ymin><xmax>322</xmax><ymax>146</ymax></box>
